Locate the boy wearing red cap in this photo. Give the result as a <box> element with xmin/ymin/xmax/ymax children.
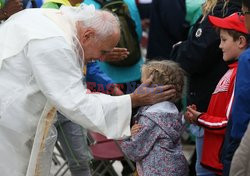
<box><xmin>185</xmin><ymin>12</ymin><xmax>249</xmax><ymax>175</ymax></box>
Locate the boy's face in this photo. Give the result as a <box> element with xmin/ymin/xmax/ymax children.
<box><xmin>219</xmin><ymin>29</ymin><xmax>245</xmax><ymax>61</ymax></box>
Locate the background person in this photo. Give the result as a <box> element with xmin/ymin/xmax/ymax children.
<box><xmin>222</xmin><ymin>0</ymin><xmax>250</xmax><ymax>175</ymax></box>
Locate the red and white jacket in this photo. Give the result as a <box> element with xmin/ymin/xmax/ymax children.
<box><xmin>197</xmin><ymin>62</ymin><xmax>238</xmax><ymax>175</ymax></box>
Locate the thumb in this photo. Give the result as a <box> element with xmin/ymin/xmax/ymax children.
<box><xmin>187</xmin><ymin>106</ymin><xmax>196</xmax><ymax>114</ymax></box>
<box><xmin>143</xmin><ymin>75</ymin><xmax>153</xmax><ymax>86</ymax></box>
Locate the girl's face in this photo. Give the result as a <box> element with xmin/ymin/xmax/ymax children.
<box><xmin>219</xmin><ymin>29</ymin><xmax>243</xmax><ymax>61</ymax></box>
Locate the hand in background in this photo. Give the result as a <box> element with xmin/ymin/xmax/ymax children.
<box><xmin>141</xmin><ymin>19</ymin><xmax>150</xmax><ymax>30</ymax></box>
<box><xmin>3</xmin><ymin>0</ymin><xmax>23</xmax><ymax>19</ymax></box>
<box><xmin>101</xmin><ymin>47</ymin><xmax>129</xmax><ymax>62</ymax></box>
<box><xmin>185</xmin><ymin>104</ymin><xmax>201</xmax><ymax>124</ymax></box>
<box><xmin>131</xmin><ymin>124</ymin><xmax>141</xmax><ymax>137</ymax></box>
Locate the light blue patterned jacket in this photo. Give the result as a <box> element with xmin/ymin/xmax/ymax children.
<box><xmin>120</xmin><ymin>101</ymin><xmax>189</xmax><ymax>176</ymax></box>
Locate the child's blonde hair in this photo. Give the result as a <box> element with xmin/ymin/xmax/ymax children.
<box><xmin>142</xmin><ymin>60</ymin><xmax>185</xmax><ymax>102</ymax></box>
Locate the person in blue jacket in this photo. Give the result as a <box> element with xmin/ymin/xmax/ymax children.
<box><xmin>222</xmin><ymin>1</ymin><xmax>250</xmax><ymax>173</ymax></box>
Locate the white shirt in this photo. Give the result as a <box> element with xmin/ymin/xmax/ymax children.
<box><xmin>0</xmin><ymin>8</ymin><xmax>131</xmax><ymax>175</ymax></box>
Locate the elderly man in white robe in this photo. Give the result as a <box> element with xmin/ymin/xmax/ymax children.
<box><xmin>0</xmin><ymin>5</ymin><xmax>176</xmax><ymax>176</ymax></box>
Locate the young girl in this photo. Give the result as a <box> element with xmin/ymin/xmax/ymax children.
<box><xmin>120</xmin><ymin>60</ymin><xmax>189</xmax><ymax>176</ymax></box>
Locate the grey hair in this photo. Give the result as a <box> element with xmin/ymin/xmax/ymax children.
<box><xmin>60</xmin><ymin>4</ymin><xmax>120</xmax><ymax>41</ymax></box>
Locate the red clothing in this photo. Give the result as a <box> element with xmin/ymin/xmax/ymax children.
<box><xmin>197</xmin><ymin>62</ymin><xmax>238</xmax><ymax>175</ymax></box>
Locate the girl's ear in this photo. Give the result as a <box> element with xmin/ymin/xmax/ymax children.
<box><xmin>238</xmin><ymin>35</ymin><xmax>248</xmax><ymax>49</ymax></box>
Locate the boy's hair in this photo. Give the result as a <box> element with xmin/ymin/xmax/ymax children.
<box><xmin>218</xmin><ymin>28</ymin><xmax>249</xmax><ymax>42</ymax></box>
<box><xmin>142</xmin><ymin>60</ymin><xmax>185</xmax><ymax>102</ymax></box>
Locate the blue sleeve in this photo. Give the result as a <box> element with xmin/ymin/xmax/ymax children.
<box><xmin>231</xmin><ymin>49</ymin><xmax>250</xmax><ymax>139</ymax></box>
<box><xmin>120</xmin><ymin>116</ymin><xmax>161</xmax><ymax>161</ymax></box>
<box><xmin>86</xmin><ymin>62</ymin><xmax>113</xmax><ymax>91</ymax></box>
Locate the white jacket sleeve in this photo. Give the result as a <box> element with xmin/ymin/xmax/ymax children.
<box><xmin>26</xmin><ymin>37</ymin><xmax>131</xmax><ymax>139</ymax></box>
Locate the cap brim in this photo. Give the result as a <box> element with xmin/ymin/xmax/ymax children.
<box><xmin>208</xmin><ymin>15</ymin><xmax>229</xmax><ymax>29</ymax></box>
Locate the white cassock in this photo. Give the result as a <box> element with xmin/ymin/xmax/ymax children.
<box><xmin>0</xmin><ymin>6</ymin><xmax>131</xmax><ymax>176</ymax></box>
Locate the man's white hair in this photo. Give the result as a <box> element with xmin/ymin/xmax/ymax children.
<box><xmin>60</xmin><ymin>4</ymin><xmax>120</xmax><ymax>41</ymax></box>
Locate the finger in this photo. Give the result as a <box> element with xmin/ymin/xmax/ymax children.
<box><xmin>133</xmin><ymin>125</ymin><xmax>142</xmax><ymax>130</ymax></box>
<box><xmin>109</xmin><ymin>50</ymin><xmax>129</xmax><ymax>55</ymax></box>
<box><xmin>186</xmin><ymin>106</ymin><xmax>195</xmax><ymax>113</ymax></box>
<box><xmin>105</xmin><ymin>52</ymin><xmax>128</xmax><ymax>59</ymax></box>
<box><xmin>112</xmin><ymin>47</ymin><xmax>127</xmax><ymax>52</ymax></box>
<box><xmin>150</xmin><ymin>90</ymin><xmax>176</xmax><ymax>104</ymax></box>
<box><xmin>187</xmin><ymin>107</ymin><xmax>198</xmax><ymax>115</ymax></box>
<box><xmin>142</xmin><ymin>75</ymin><xmax>153</xmax><ymax>86</ymax></box>
<box><xmin>158</xmin><ymin>84</ymin><xmax>176</xmax><ymax>92</ymax></box>
<box><xmin>191</xmin><ymin>104</ymin><xmax>197</xmax><ymax>110</ymax></box>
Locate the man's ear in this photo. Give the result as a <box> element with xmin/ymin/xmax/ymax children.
<box><xmin>80</xmin><ymin>28</ymin><xmax>95</xmax><ymax>43</ymax></box>
<box><xmin>238</xmin><ymin>35</ymin><xmax>248</xmax><ymax>49</ymax></box>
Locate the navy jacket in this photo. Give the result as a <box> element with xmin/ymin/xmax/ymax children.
<box><xmin>222</xmin><ymin>48</ymin><xmax>250</xmax><ymax>176</ymax></box>
<box><xmin>146</xmin><ymin>0</ymin><xmax>188</xmax><ymax>59</ymax></box>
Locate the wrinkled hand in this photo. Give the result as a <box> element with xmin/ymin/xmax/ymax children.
<box><xmin>101</xmin><ymin>47</ymin><xmax>129</xmax><ymax>62</ymax></box>
<box><xmin>130</xmin><ymin>75</ymin><xmax>176</xmax><ymax>108</ymax></box>
<box><xmin>184</xmin><ymin>105</ymin><xmax>201</xmax><ymax>124</ymax></box>
<box><xmin>131</xmin><ymin>124</ymin><xmax>141</xmax><ymax>137</ymax></box>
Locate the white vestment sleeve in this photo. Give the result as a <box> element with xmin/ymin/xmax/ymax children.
<box><xmin>26</xmin><ymin>37</ymin><xmax>131</xmax><ymax>139</ymax></box>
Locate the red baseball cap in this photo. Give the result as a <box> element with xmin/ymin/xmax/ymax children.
<box><xmin>208</xmin><ymin>12</ymin><xmax>248</xmax><ymax>34</ymax></box>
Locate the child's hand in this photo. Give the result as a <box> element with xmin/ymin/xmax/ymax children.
<box><xmin>184</xmin><ymin>105</ymin><xmax>201</xmax><ymax>124</ymax></box>
<box><xmin>131</xmin><ymin>124</ymin><xmax>142</xmax><ymax>137</ymax></box>
<box><xmin>190</xmin><ymin>104</ymin><xmax>197</xmax><ymax>111</ymax></box>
